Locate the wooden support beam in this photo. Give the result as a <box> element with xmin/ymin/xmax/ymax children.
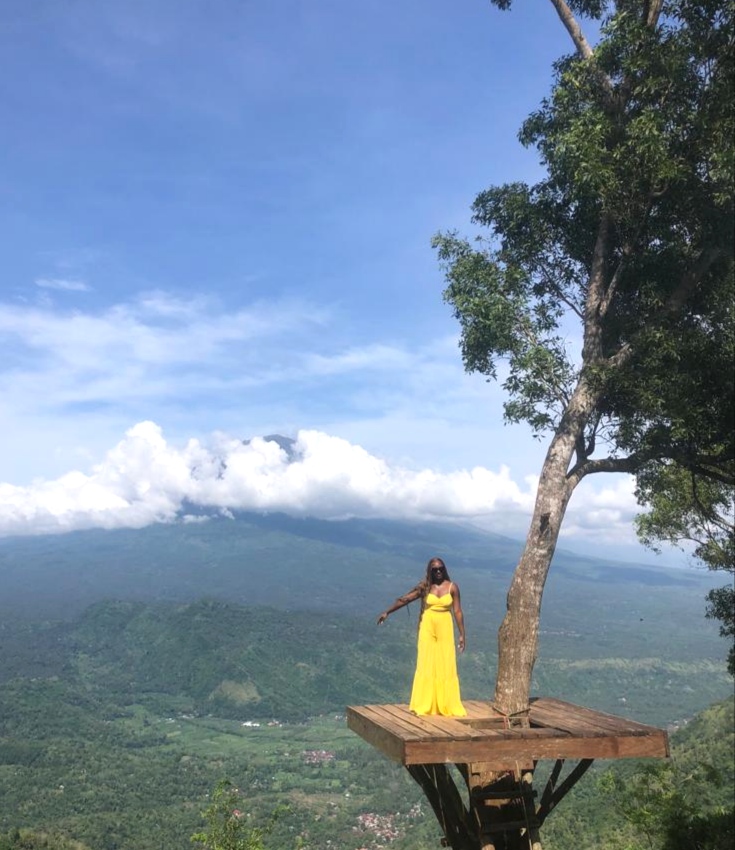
<box><xmin>482</xmin><ymin>819</ymin><xmax>540</xmax><ymax>834</ymax></box>
<box><xmin>536</xmin><ymin>758</ymin><xmax>594</xmax><ymax>824</ymax></box>
<box><xmin>472</xmin><ymin>788</ymin><xmax>537</xmax><ymax>801</ymax></box>
<box><xmin>406</xmin><ymin>764</ymin><xmax>475</xmax><ymax>850</ymax></box>
<box><xmin>537</xmin><ymin>758</ymin><xmax>565</xmax><ymax>816</ymax></box>
<box><xmin>466</xmin><ymin>763</ymin><xmax>540</xmax><ymax>850</ymax></box>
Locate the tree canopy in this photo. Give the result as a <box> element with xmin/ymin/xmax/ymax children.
<box><xmin>435</xmin><ymin>0</ymin><xmax>734</xmax><ymax>714</ymax></box>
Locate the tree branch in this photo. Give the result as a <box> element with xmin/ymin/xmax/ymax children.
<box><xmin>537</xmin><ymin>258</ymin><xmax>585</xmax><ymax>319</ymax></box>
<box><xmin>574</xmin><ymin>432</ymin><xmax>589</xmax><ymax>467</ymax></box>
<box><xmin>598</xmin><ymin>257</ymin><xmax>625</xmax><ymax>320</ymax></box>
<box><xmin>682</xmin><ymin>462</ymin><xmax>735</xmax><ymax>488</ymax></box>
<box><xmin>548</xmin><ymin>0</ymin><xmax>594</xmax><ymax>59</ymax></box>
<box><xmin>690</xmin><ymin>469</ymin><xmax>735</xmax><ymax>533</ymax></box>
<box><xmin>585</xmin><ymin>412</ymin><xmax>602</xmax><ymax>457</ymax></box>
<box><xmin>547</xmin><ymin>0</ymin><xmax>617</xmax><ymax>106</ymax></box>
<box><xmin>567</xmin><ymin>453</ymin><xmax>641</xmax><ymax>485</ymax></box>
<box><xmin>599</xmin><ymin>196</ymin><xmax>657</xmax><ymax>319</ymax></box>
<box><xmin>569</xmin><ymin>447</ymin><xmax>734</xmax><ymax>490</ymax></box>
<box><xmin>493</xmin><ymin>288</ymin><xmax>573</xmax><ymax>408</ymax></box>
<box><xmin>582</xmin><ymin>211</ymin><xmax>611</xmax><ymax>363</ymax></box>
<box><xmin>643</xmin><ymin>0</ymin><xmax>665</xmax><ymax>29</ymax></box>
<box><xmin>665</xmin><ymin>247</ymin><xmax>725</xmax><ymax>317</ymax></box>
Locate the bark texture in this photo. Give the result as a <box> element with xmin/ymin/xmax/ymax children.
<box><xmin>494</xmin><ymin>381</ymin><xmax>598</xmax><ymax>716</ymax></box>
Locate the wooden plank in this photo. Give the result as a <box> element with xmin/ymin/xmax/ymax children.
<box><xmin>365</xmin><ymin>705</ymin><xmax>430</xmax><ymax>740</ymax></box>
<box><xmin>346</xmin><ymin>706</ymin><xmax>405</xmax><ymax>763</ymax></box>
<box><xmin>530</xmin><ymin>698</ymin><xmax>622</xmax><ymax>731</ymax></box>
<box><xmin>366</xmin><ymin>705</ymin><xmax>427</xmax><ymax>739</ymax></box>
<box><xmin>379</xmin><ymin>704</ymin><xmax>486</xmax><ymax>741</ymax></box>
<box><xmin>462</xmin><ymin>699</ymin><xmax>500</xmax><ymax>720</ymax></box>
<box><xmin>529</xmin><ymin>701</ymin><xmax>643</xmax><ymax>737</ymax></box>
<box><xmin>464</xmin><ymin>723</ymin><xmax>571</xmax><ymax>741</ymax></box>
<box><xmin>529</xmin><ymin>705</ymin><xmax>618</xmax><ymax>737</ymax></box>
<box><xmin>460</xmin><ymin>697</ymin><xmax>611</xmax><ymax>737</ymax></box>
<box><xmin>534</xmin><ymin>697</ymin><xmax>658</xmax><ymax>733</ymax></box>
<box><xmin>461</xmin><ymin>706</ymin><xmax>524</xmax><ymax>730</ymax></box>
<box><xmin>347</xmin><ymin>700</ymin><xmax>669</xmax><ymax>767</ymax></box>
<box><xmin>404</xmin><ymin>729</ymin><xmax>669</xmax><ymax>765</ymax></box>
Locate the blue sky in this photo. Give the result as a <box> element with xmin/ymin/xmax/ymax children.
<box><xmin>0</xmin><ymin>1</ymin><xmax>685</xmax><ymax>563</ymax></box>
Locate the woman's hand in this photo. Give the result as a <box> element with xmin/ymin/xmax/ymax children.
<box><xmin>458</xmin><ymin>636</ymin><xmax>465</xmax><ymax>653</ymax></box>
<box><xmin>377</xmin><ymin>612</ymin><xmax>388</xmax><ymax>625</ymax></box>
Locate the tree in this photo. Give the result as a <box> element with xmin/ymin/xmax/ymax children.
<box><xmin>434</xmin><ymin>0</ymin><xmax>734</xmax><ymax>716</ymax></box>
<box><xmin>190</xmin><ymin>780</ymin><xmax>281</xmax><ymax>850</ymax></box>
<box><xmin>0</xmin><ymin>829</ymin><xmax>91</xmax><ymax>850</ymax></box>
<box><xmin>599</xmin><ymin>761</ymin><xmax>735</xmax><ymax>850</ymax></box>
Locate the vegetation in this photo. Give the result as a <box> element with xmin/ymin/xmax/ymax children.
<box><xmin>0</xmin><ymin>591</ymin><xmax>731</xmax><ymax>849</ymax></box>
<box><xmin>0</xmin><ymin>518</ymin><xmax>731</xmax><ymax>848</ymax></box>
<box><xmin>436</xmin><ymin>0</ymin><xmax>734</xmax><ymax>716</ymax></box>
<box><xmin>0</xmin><ymin>830</ymin><xmax>91</xmax><ymax>850</ymax></box>
<box><xmin>190</xmin><ymin>780</ymin><xmax>281</xmax><ymax>850</ymax></box>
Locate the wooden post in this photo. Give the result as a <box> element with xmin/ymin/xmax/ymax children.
<box><xmin>407</xmin><ymin>761</ymin><xmax>543</xmax><ymax>850</ymax></box>
<box><xmin>405</xmin><ymin>764</ymin><xmax>475</xmax><ymax>850</ymax></box>
<box><xmin>466</xmin><ymin>763</ymin><xmax>539</xmax><ymax>850</ymax></box>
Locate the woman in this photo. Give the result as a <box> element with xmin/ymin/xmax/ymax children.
<box><xmin>377</xmin><ymin>557</ymin><xmax>466</xmax><ymax>717</ymax></box>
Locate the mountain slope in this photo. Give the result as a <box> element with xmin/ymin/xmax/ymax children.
<box><xmin>0</xmin><ymin>513</ymin><xmax>710</xmax><ymax>626</ymax></box>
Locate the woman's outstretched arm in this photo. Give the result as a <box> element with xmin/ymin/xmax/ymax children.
<box><xmin>377</xmin><ymin>586</ymin><xmax>422</xmax><ymax>624</ymax></box>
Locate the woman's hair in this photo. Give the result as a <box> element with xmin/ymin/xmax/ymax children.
<box><xmin>392</xmin><ymin>557</ymin><xmax>451</xmax><ymax>632</ymax></box>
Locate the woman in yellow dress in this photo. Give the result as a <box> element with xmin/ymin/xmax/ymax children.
<box><xmin>377</xmin><ymin>557</ymin><xmax>466</xmax><ymax>717</ymax></box>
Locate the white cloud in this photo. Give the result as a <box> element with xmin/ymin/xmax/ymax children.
<box><xmin>0</xmin><ymin>292</ymin><xmax>335</xmax><ymax>417</ymax></box>
<box><xmin>0</xmin><ymin>420</ymin><xmax>651</xmax><ymax>545</ymax></box>
<box><xmin>0</xmin><ymin>292</ymin><xmax>328</xmax><ymax>371</ymax></box>
<box><xmin>34</xmin><ymin>278</ymin><xmax>91</xmax><ymax>292</ymax></box>
<box><xmin>0</xmin><ymin>421</ymin><xmax>539</xmax><ymax>537</ymax></box>
<box><xmin>561</xmin><ymin>476</ymin><xmax>640</xmax><ymax>544</ymax></box>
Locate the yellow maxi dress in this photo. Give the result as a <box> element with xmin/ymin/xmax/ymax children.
<box><xmin>409</xmin><ymin>592</ymin><xmax>466</xmax><ymax>716</ymax></box>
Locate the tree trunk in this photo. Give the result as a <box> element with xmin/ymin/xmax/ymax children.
<box><xmin>494</xmin><ymin>379</ymin><xmax>598</xmax><ymax>716</ymax></box>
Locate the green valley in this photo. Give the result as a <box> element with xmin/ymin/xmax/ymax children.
<box><xmin>0</xmin><ymin>516</ymin><xmax>731</xmax><ymax>848</ymax></box>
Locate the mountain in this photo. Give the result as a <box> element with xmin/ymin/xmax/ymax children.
<box><xmin>0</xmin><ymin>598</ymin><xmax>416</xmax><ymax>725</ymax></box>
<box><xmin>0</xmin><ymin>512</ymin><xmax>712</xmax><ymax>626</ymax></box>
<box><xmin>1</xmin><ymin>512</ymin><xmax>729</xmax><ymax>704</ymax></box>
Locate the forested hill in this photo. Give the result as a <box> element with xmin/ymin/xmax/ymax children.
<box><xmin>1</xmin><ymin>597</ymin><xmax>730</xmax><ymax>727</ymax></box>
<box><xmin>0</xmin><ymin>515</ymin><xmax>731</xmax><ymax>848</ymax></box>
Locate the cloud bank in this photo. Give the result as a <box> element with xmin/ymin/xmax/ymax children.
<box><xmin>0</xmin><ymin>422</ymin><xmax>542</xmax><ymax>537</ymax></box>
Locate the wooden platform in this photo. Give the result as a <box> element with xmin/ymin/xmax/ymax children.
<box><xmin>347</xmin><ymin>697</ymin><xmax>669</xmax><ymax>766</ymax></box>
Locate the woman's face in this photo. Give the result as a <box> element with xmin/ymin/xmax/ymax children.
<box><xmin>430</xmin><ymin>563</ymin><xmax>446</xmax><ymax>582</ymax></box>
